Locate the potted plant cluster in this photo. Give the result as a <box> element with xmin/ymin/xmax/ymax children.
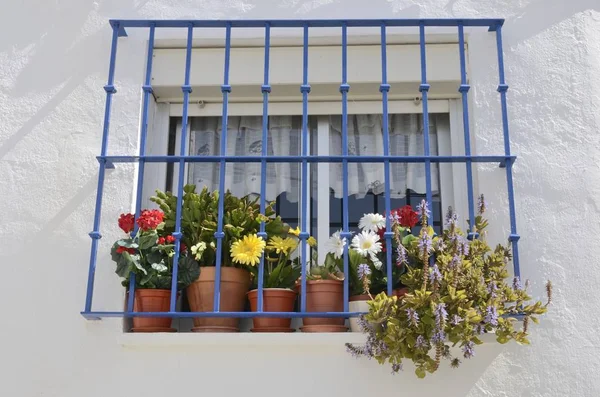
<box><xmin>111</xmin><ymin>209</ymin><xmax>200</xmax><ymax>332</ymax></box>
<box><xmin>151</xmin><ymin>185</ymin><xmax>287</xmax><ymax>332</ymax></box>
<box><xmin>345</xmin><ymin>196</ymin><xmax>552</xmax><ymax>377</ymax></box>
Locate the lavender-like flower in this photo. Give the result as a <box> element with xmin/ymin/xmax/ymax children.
<box><xmin>450</xmin><ymin>358</ymin><xmax>461</xmax><ymax>368</ymax></box>
<box><xmin>487</xmin><ymin>281</ymin><xmax>498</xmax><ymax>298</ymax></box>
<box><xmin>418</xmin><ymin>232</ymin><xmax>432</xmax><ymax>256</ymax></box>
<box><xmin>434</xmin><ymin>303</ymin><xmax>448</xmax><ymax>326</ymax></box>
<box><xmin>512</xmin><ymin>276</ymin><xmax>522</xmax><ymax>291</ymax></box>
<box><xmin>391</xmin><ymin>363</ymin><xmax>403</xmax><ymax>374</ymax></box>
<box><xmin>462</xmin><ymin>341</ymin><xmax>475</xmax><ymax>359</ymax></box>
<box><xmin>477</xmin><ymin>194</ymin><xmax>486</xmax><ymax>215</ymax></box>
<box><xmin>431</xmin><ymin>330</ymin><xmax>446</xmax><ymax>344</ymax></box>
<box><xmin>406</xmin><ymin>308</ymin><xmax>419</xmax><ymax>327</ymax></box>
<box><xmin>434</xmin><ymin>238</ymin><xmax>445</xmax><ymax>252</ymax></box>
<box><xmin>476</xmin><ymin>324</ymin><xmax>486</xmax><ymax>335</ymax></box>
<box><xmin>448</xmin><ymin>254</ymin><xmax>461</xmax><ymax>269</ymax></box>
<box><xmin>396</xmin><ymin>244</ymin><xmax>408</xmax><ymax>266</ymax></box>
<box><xmin>451</xmin><ymin>314</ymin><xmax>463</xmax><ymax>326</ymax></box>
<box><xmin>415</xmin><ymin>335</ymin><xmax>427</xmax><ymax>348</ymax></box>
<box><xmin>416</xmin><ymin>199</ymin><xmax>431</xmax><ymax>220</ymax></box>
<box><xmin>429</xmin><ymin>264</ymin><xmax>443</xmax><ymax>285</ymax></box>
<box><xmin>484</xmin><ymin>306</ymin><xmax>499</xmax><ymax>326</ymax></box>
<box><xmin>357</xmin><ymin>263</ymin><xmax>371</xmax><ymax>281</ymax></box>
<box><xmin>444</xmin><ymin>206</ymin><xmax>456</xmax><ymax>228</ymax></box>
<box><xmin>457</xmin><ymin>236</ymin><xmax>470</xmax><ymax>256</ymax></box>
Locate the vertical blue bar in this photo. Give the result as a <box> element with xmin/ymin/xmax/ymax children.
<box><xmin>127</xmin><ymin>24</ymin><xmax>156</xmax><ymax>312</ymax></box>
<box><xmin>299</xmin><ymin>24</ymin><xmax>310</xmax><ymax>313</ymax></box>
<box><xmin>214</xmin><ymin>23</ymin><xmax>232</xmax><ymax>311</ymax></box>
<box><xmin>170</xmin><ymin>24</ymin><xmax>194</xmax><ymax>312</ymax></box>
<box><xmin>257</xmin><ymin>23</ymin><xmax>271</xmax><ymax>312</ymax></box>
<box><xmin>457</xmin><ymin>24</ymin><xmax>477</xmax><ymax>239</ymax></box>
<box><xmin>495</xmin><ymin>25</ymin><xmax>521</xmax><ymax>277</ymax></box>
<box><xmin>84</xmin><ymin>24</ymin><xmax>120</xmax><ymax>313</ymax></box>
<box><xmin>418</xmin><ymin>23</ymin><xmax>433</xmax><ymax>214</ymax></box>
<box><xmin>340</xmin><ymin>23</ymin><xmax>350</xmax><ymax>312</ymax></box>
<box><xmin>380</xmin><ymin>24</ymin><xmax>393</xmax><ymax>296</ymax></box>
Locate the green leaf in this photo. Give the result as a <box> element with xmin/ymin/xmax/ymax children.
<box><xmin>138</xmin><ymin>230</ymin><xmax>158</xmax><ymax>250</ymax></box>
<box><xmin>415</xmin><ymin>367</ymin><xmax>426</xmax><ymax>379</ymax></box>
<box><xmin>115</xmin><ymin>257</ymin><xmax>132</xmax><ymax>278</ymax></box>
<box><xmin>177</xmin><ymin>256</ymin><xmax>200</xmax><ymax>288</ymax></box>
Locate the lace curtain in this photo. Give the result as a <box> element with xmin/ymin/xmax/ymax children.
<box><xmin>187</xmin><ymin>114</ymin><xmax>441</xmax><ymax>202</ymax></box>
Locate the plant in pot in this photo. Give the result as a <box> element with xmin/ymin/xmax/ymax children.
<box><xmin>111</xmin><ymin>209</ymin><xmax>199</xmax><ymax>332</ymax></box>
<box><xmin>347</xmin><ymin>206</ymin><xmax>422</xmax><ymax>331</ymax></box>
<box><xmin>246</xmin><ymin>234</ymin><xmax>302</xmax><ymax>332</ymax></box>
<box><xmin>346</xmin><ymin>196</ymin><xmax>552</xmax><ymax>377</ymax></box>
<box><xmin>151</xmin><ymin>185</ymin><xmax>286</xmax><ymax>332</ymax></box>
<box><xmin>298</xmin><ymin>232</ymin><xmax>349</xmax><ymax>332</ymax></box>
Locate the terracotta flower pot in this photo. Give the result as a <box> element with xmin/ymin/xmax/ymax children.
<box><xmin>131</xmin><ymin>289</ymin><xmax>175</xmax><ymax>332</ymax></box>
<box><xmin>247</xmin><ymin>288</ymin><xmax>297</xmax><ymax>332</ymax></box>
<box><xmin>299</xmin><ymin>280</ymin><xmax>347</xmax><ymax>332</ymax></box>
<box><xmin>348</xmin><ymin>294</ymin><xmax>371</xmax><ymax>332</ymax></box>
<box><xmin>186</xmin><ymin>267</ymin><xmax>251</xmax><ymax>332</ymax></box>
<box><xmin>392</xmin><ymin>287</ymin><xmax>409</xmax><ymax>298</ymax></box>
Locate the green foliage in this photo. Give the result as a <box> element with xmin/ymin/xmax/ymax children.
<box><xmin>307</xmin><ymin>252</ymin><xmax>345</xmax><ymax>281</ymax></box>
<box><xmin>347</xmin><ymin>203</ymin><xmax>552</xmax><ymax>377</ymax></box>
<box><xmin>151</xmin><ymin>185</ymin><xmax>287</xmax><ymax>269</ymax></box>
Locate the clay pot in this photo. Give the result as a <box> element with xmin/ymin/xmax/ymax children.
<box><xmin>348</xmin><ymin>294</ymin><xmax>371</xmax><ymax>332</ymax></box>
<box><xmin>186</xmin><ymin>267</ymin><xmax>251</xmax><ymax>332</ymax></box>
<box><xmin>392</xmin><ymin>287</ymin><xmax>409</xmax><ymax>298</ymax></box>
<box><xmin>299</xmin><ymin>280</ymin><xmax>347</xmax><ymax>332</ymax></box>
<box><xmin>131</xmin><ymin>289</ymin><xmax>175</xmax><ymax>332</ymax></box>
<box><xmin>247</xmin><ymin>288</ymin><xmax>297</xmax><ymax>332</ymax></box>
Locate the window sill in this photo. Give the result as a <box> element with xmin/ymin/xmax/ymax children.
<box><xmin>118</xmin><ymin>331</ymin><xmax>499</xmax><ymax>350</ymax></box>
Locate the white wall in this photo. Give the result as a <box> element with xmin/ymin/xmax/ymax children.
<box><xmin>0</xmin><ymin>1</ymin><xmax>598</xmax><ymax>396</ymax></box>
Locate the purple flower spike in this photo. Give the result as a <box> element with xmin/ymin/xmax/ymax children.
<box><xmin>487</xmin><ymin>281</ymin><xmax>498</xmax><ymax>298</ymax></box>
<box><xmin>462</xmin><ymin>341</ymin><xmax>475</xmax><ymax>359</ymax></box>
<box><xmin>434</xmin><ymin>303</ymin><xmax>448</xmax><ymax>325</ymax></box>
<box><xmin>484</xmin><ymin>306</ymin><xmax>499</xmax><ymax>326</ymax></box>
<box><xmin>396</xmin><ymin>245</ymin><xmax>408</xmax><ymax>266</ymax></box>
<box><xmin>419</xmin><ymin>233</ymin><xmax>432</xmax><ymax>255</ymax></box>
<box><xmin>512</xmin><ymin>276</ymin><xmax>522</xmax><ymax>291</ymax></box>
<box><xmin>415</xmin><ymin>335</ymin><xmax>426</xmax><ymax>348</ymax></box>
<box><xmin>417</xmin><ymin>199</ymin><xmax>431</xmax><ymax>219</ymax></box>
<box><xmin>357</xmin><ymin>263</ymin><xmax>371</xmax><ymax>280</ymax></box>
<box><xmin>406</xmin><ymin>308</ymin><xmax>419</xmax><ymax>327</ymax></box>
<box><xmin>391</xmin><ymin>363</ymin><xmax>403</xmax><ymax>374</ymax></box>
<box><xmin>451</xmin><ymin>314</ymin><xmax>463</xmax><ymax>326</ymax></box>
<box><xmin>478</xmin><ymin>194</ymin><xmax>486</xmax><ymax>215</ymax></box>
<box><xmin>429</xmin><ymin>264</ymin><xmax>443</xmax><ymax>284</ymax></box>
<box><xmin>431</xmin><ymin>330</ymin><xmax>446</xmax><ymax>344</ymax></box>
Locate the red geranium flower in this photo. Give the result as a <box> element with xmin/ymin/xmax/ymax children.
<box><xmin>118</xmin><ymin>213</ymin><xmax>135</xmax><ymax>234</ymax></box>
<box><xmin>136</xmin><ymin>209</ymin><xmax>164</xmax><ymax>231</ymax></box>
<box><xmin>397</xmin><ymin>205</ymin><xmax>419</xmax><ymax>228</ymax></box>
<box><xmin>166</xmin><ymin>235</ymin><xmax>175</xmax><ymax>244</ymax></box>
<box><xmin>157</xmin><ymin>237</ymin><xmax>166</xmax><ymax>245</ymax></box>
<box><xmin>116</xmin><ymin>246</ymin><xmax>136</xmax><ymax>255</ymax></box>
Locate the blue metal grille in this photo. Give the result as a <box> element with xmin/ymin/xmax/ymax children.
<box><xmin>81</xmin><ymin>18</ymin><xmax>519</xmax><ymax>321</ymax></box>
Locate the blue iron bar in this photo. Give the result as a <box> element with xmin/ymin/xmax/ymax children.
<box><xmin>98</xmin><ymin>154</ymin><xmax>516</xmax><ymax>164</ymax></box>
<box><xmin>419</xmin><ymin>23</ymin><xmax>434</xmax><ymax>217</ymax></box>
<box><xmin>340</xmin><ymin>23</ymin><xmax>350</xmax><ymax>313</ymax></box>
<box><xmin>127</xmin><ymin>24</ymin><xmax>156</xmax><ymax>313</ymax></box>
<box><xmin>109</xmin><ymin>18</ymin><xmax>504</xmax><ymax>30</ymax></box>
<box><xmin>257</xmin><ymin>23</ymin><xmax>270</xmax><ymax>313</ymax></box>
<box><xmin>299</xmin><ymin>24</ymin><xmax>310</xmax><ymax>313</ymax></box>
<box><xmin>213</xmin><ymin>24</ymin><xmax>233</xmax><ymax>312</ymax></box>
<box><xmin>170</xmin><ymin>24</ymin><xmax>194</xmax><ymax>312</ymax></box>
<box><xmin>380</xmin><ymin>24</ymin><xmax>393</xmax><ymax>296</ymax></box>
<box><xmin>458</xmin><ymin>24</ymin><xmax>477</xmax><ymax>240</ymax></box>
<box><xmin>83</xmin><ymin>23</ymin><xmax>120</xmax><ymax>313</ymax></box>
<box><xmin>495</xmin><ymin>25</ymin><xmax>521</xmax><ymax>278</ymax></box>
<box><xmin>82</xmin><ymin>310</ymin><xmax>525</xmax><ymax>320</ymax></box>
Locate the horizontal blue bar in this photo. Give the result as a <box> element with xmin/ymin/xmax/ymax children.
<box><xmin>110</xmin><ymin>18</ymin><xmax>504</xmax><ymax>29</ymax></box>
<box><xmin>99</xmin><ymin>155</ymin><xmax>515</xmax><ymax>164</ymax></box>
<box><xmin>82</xmin><ymin>310</ymin><xmax>526</xmax><ymax>320</ymax></box>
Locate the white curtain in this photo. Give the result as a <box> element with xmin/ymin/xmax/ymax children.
<box><xmin>188</xmin><ymin>114</ymin><xmax>440</xmax><ymax>201</ymax></box>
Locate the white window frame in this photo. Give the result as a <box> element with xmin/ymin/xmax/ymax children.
<box><xmin>146</xmin><ymin>99</ymin><xmax>470</xmax><ymax>265</ymax></box>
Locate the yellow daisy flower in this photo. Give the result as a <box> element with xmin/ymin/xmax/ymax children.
<box><xmin>307</xmin><ymin>236</ymin><xmax>317</xmax><ymax>247</ymax></box>
<box><xmin>268</xmin><ymin>236</ymin><xmax>298</xmax><ymax>254</ymax></box>
<box><xmin>230</xmin><ymin>234</ymin><xmax>266</xmax><ymax>267</ymax></box>
<box><xmin>288</xmin><ymin>226</ymin><xmax>301</xmax><ymax>237</ymax></box>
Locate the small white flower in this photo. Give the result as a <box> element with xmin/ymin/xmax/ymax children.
<box><xmin>151</xmin><ymin>263</ymin><xmax>168</xmax><ymax>273</ymax></box>
<box><xmin>358</xmin><ymin>213</ymin><xmax>386</xmax><ymax>232</ymax></box>
<box><xmin>351</xmin><ymin>230</ymin><xmax>382</xmax><ymax>257</ymax></box>
<box><xmin>191</xmin><ymin>242</ymin><xmax>207</xmax><ymax>260</ymax></box>
<box><xmin>325</xmin><ymin>230</ymin><xmax>346</xmax><ymax>259</ymax></box>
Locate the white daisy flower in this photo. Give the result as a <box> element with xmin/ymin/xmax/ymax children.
<box><xmin>358</xmin><ymin>213</ymin><xmax>386</xmax><ymax>232</ymax></box>
<box><xmin>325</xmin><ymin>230</ymin><xmax>347</xmax><ymax>259</ymax></box>
<box><xmin>351</xmin><ymin>230</ymin><xmax>382</xmax><ymax>257</ymax></box>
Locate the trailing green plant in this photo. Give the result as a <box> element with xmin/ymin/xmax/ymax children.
<box><xmin>346</xmin><ymin>195</ymin><xmax>552</xmax><ymax>378</ymax></box>
<box><xmin>111</xmin><ymin>210</ymin><xmax>200</xmax><ymax>289</ymax></box>
<box><xmin>150</xmin><ymin>185</ymin><xmax>287</xmax><ymax>270</ymax></box>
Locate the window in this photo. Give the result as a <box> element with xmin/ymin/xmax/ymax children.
<box><xmin>82</xmin><ymin>19</ymin><xmax>520</xmax><ymax>328</ymax></box>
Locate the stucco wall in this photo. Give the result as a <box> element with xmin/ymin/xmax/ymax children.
<box><xmin>1</xmin><ymin>1</ymin><xmax>598</xmax><ymax>396</ymax></box>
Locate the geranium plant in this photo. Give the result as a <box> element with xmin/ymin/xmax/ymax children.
<box><xmin>346</xmin><ymin>196</ymin><xmax>552</xmax><ymax>377</ymax></box>
<box><xmin>111</xmin><ymin>209</ymin><xmax>200</xmax><ymax>289</ymax></box>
